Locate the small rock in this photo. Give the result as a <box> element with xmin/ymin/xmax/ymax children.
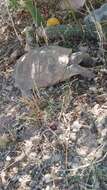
<box><xmin>101</xmin><ymin>128</ymin><xmax>107</xmax><ymax>138</ymax></box>
<box><xmin>70</xmin><ymin>132</ymin><xmax>77</xmax><ymax>141</ymax></box>
<box><xmin>6</xmin><ymin>156</ymin><xmax>11</xmax><ymax>161</ymax></box>
<box><xmin>48</xmin><ymin>121</ymin><xmax>58</xmax><ymax>131</ymax></box>
<box><xmin>43</xmin><ymin>174</ymin><xmax>52</xmax><ymax>183</ymax></box>
<box><xmin>45</xmin><ymin>186</ymin><xmax>51</xmax><ymax>190</ymax></box>
<box><xmin>60</xmin><ymin>0</ymin><xmax>85</xmax><ymax>10</ymax></box>
<box><xmin>71</xmin><ymin>120</ymin><xmax>82</xmax><ymax>132</ymax></box>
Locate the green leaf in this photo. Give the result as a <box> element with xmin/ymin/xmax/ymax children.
<box><xmin>20</xmin><ymin>0</ymin><xmax>45</xmax><ymax>26</ymax></box>
<box><xmin>8</xmin><ymin>0</ymin><xmax>19</xmax><ymax>9</ymax></box>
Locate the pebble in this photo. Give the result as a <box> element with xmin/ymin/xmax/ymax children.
<box><xmin>6</xmin><ymin>156</ymin><xmax>11</xmax><ymax>161</ymax></box>
<box><xmin>43</xmin><ymin>174</ymin><xmax>52</xmax><ymax>183</ymax></box>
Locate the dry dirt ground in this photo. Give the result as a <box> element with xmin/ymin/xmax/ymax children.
<box><xmin>0</xmin><ymin>1</ymin><xmax>107</xmax><ymax>190</ymax></box>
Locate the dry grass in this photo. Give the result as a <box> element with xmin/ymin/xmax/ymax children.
<box><xmin>0</xmin><ymin>1</ymin><xmax>107</xmax><ymax>189</ymax></box>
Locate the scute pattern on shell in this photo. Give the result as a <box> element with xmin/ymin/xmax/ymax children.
<box><xmin>14</xmin><ymin>46</ymin><xmax>94</xmax><ymax>96</ymax></box>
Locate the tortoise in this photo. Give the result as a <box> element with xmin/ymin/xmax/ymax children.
<box><xmin>14</xmin><ymin>45</ymin><xmax>95</xmax><ymax>97</ymax></box>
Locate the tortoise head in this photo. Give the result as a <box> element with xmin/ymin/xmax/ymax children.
<box><xmin>69</xmin><ymin>51</ymin><xmax>90</xmax><ymax>65</ymax></box>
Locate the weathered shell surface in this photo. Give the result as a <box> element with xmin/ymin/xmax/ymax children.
<box><xmin>14</xmin><ymin>46</ymin><xmax>94</xmax><ymax>96</ymax></box>
<box><xmin>15</xmin><ymin>46</ymin><xmax>71</xmax><ymax>94</ymax></box>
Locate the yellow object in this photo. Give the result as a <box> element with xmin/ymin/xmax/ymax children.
<box><xmin>47</xmin><ymin>18</ymin><xmax>60</xmax><ymax>27</ymax></box>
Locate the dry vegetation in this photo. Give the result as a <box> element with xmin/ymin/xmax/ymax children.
<box><xmin>0</xmin><ymin>0</ymin><xmax>107</xmax><ymax>190</ymax></box>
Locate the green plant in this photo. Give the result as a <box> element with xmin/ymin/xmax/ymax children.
<box><xmin>8</xmin><ymin>0</ymin><xmax>45</xmax><ymax>26</ymax></box>
<box><xmin>8</xmin><ymin>0</ymin><xmax>19</xmax><ymax>9</ymax></box>
<box><xmin>20</xmin><ymin>0</ymin><xmax>45</xmax><ymax>26</ymax></box>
